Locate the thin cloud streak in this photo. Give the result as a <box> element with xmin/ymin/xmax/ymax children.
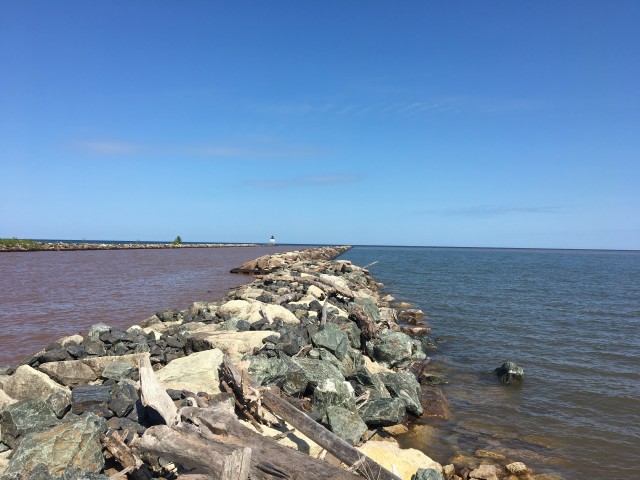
<box><xmin>74</xmin><ymin>141</ymin><xmax>321</xmax><ymax>160</ymax></box>
<box><xmin>248</xmin><ymin>173</ymin><xmax>362</xmax><ymax>189</ymax></box>
<box><xmin>415</xmin><ymin>205</ymin><xmax>566</xmax><ymax>217</ymax></box>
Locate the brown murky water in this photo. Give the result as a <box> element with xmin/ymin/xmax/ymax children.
<box><xmin>0</xmin><ymin>245</ymin><xmax>309</xmax><ymax>366</ymax></box>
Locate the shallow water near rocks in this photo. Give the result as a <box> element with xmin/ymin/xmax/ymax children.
<box><xmin>340</xmin><ymin>246</ymin><xmax>640</xmax><ymax>480</ymax></box>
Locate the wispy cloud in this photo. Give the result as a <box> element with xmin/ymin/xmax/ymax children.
<box><xmin>248</xmin><ymin>173</ymin><xmax>362</xmax><ymax>189</ymax></box>
<box><xmin>74</xmin><ymin>141</ymin><xmax>320</xmax><ymax>160</ymax></box>
<box><xmin>415</xmin><ymin>205</ymin><xmax>565</xmax><ymax>217</ymax></box>
<box><xmin>255</xmin><ymin>96</ymin><xmax>541</xmax><ymax>119</ymax></box>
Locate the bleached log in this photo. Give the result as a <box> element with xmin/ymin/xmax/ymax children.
<box><xmin>138</xmin><ymin>354</ymin><xmax>178</xmax><ymax>425</ymax></box>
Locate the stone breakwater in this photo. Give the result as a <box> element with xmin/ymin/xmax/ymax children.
<box><xmin>0</xmin><ymin>246</ymin><xmax>537</xmax><ymax>480</ymax></box>
<box><xmin>0</xmin><ymin>242</ymin><xmax>258</xmax><ymax>252</ymax></box>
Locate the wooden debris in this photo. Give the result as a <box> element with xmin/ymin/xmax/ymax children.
<box><xmin>138</xmin><ymin>354</ymin><xmax>178</xmax><ymax>425</ymax></box>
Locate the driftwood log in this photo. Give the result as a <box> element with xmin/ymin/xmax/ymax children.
<box><xmin>134</xmin><ymin>354</ymin><xmax>397</xmax><ymax>480</ymax></box>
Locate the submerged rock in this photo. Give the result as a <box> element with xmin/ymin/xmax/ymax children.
<box><xmin>494</xmin><ymin>361</ymin><xmax>524</xmax><ymax>384</ymax></box>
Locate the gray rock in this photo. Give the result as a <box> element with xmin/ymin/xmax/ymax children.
<box><xmin>2</xmin><ymin>365</ymin><xmax>70</xmax><ymax>401</ymax></box>
<box><xmin>291</xmin><ymin>358</ymin><xmax>345</xmax><ymax>387</ymax></box>
<box><xmin>338</xmin><ymin>321</ymin><xmax>362</xmax><ymax>349</ymax></box>
<box><xmin>311</xmin><ymin>324</ymin><xmax>349</xmax><ymax>360</ymax></box>
<box><xmin>378</xmin><ymin>371</ymin><xmax>424</xmax><ymax>416</ymax></box>
<box><xmin>340</xmin><ymin>348</ymin><xmax>365</xmax><ymax>379</ymax></box>
<box><xmin>87</xmin><ymin>323</ymin><xmax>111</xmax><ymax>342</ymax></box>
<box><xmin>3</xmin><ymin>413</ymin><xmax>106</xmax><ymax>477</ymax></box>
<box><xmin>84</xmin><ymin>340</ymin><xmax>106</xmax><ymax>357</ymax></box>
<box><xmin>359</xmin><ymin>397</ymin><xmax>406</xmax><ymax>426</ymax></box>
<box><xmin>494</xmin><ymin>361</ymin><xmax>524</xmax><ymax>384</ymax></box>
<box><xmin>0</xmin><ymin>399</ymin><xmax>59</xmax><ymax>449</ymax></box>
<box><xmin>248</xmin><ymin>356</ymin><xmax>289</xmax><ymax>387</ymax></box>
<box><xmin>45</xmin><ymin>390</ymin><xmax>72</xmax><ymax>419</ymax></box>
<box><xmin>108</xmin><ymin>383</ymin><xmax>139</xmax><ymax>418</ymax></box>
<box><xmin>412</xmin><ymin>467</ymin><xmax>445</xmax><ymax>480</ymax></box>
<box><xmin>102</xmin><ymin>361</ymin><xmax>135</xmax><ymax>381</ymax></box>
<box><xmin>71</xmin><ymin>385</ymin><xmax>112</xmax><ymax>415</ymax></box>
<box><xmin>326</xmin><ymin>406</ymin><xmax>367</xmax><ymax>445</ymax></box>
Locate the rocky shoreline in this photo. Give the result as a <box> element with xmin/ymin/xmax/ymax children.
<box><xmin>0</xmin><ymin>246</ymin><xmax>540</xmax><ymax>480</ymax></box>
<box><xmin>0</xmin><ymin>242</ymin><xmax>258</xmax><ymax>253</ymax></box>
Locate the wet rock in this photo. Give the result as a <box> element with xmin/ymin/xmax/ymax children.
<box><xmin>311</xmin><ymin>324</ymin><xmax>349</xmax><ymax>360</ymax></box>
<box><xmin>398</xmin><ymin>308</ymin><xmax>425</xmax><ymax>322</ymax></box>
<box><xmin>420</xmin><ymin>386</ymin><xmax>450</xmax><ymax>419</ymax></box>
<box><xmin>413</xmin><ymin>468</ymin><xmax>445</xmax><ymax>480</ymax></box>
<box><xmin>155</xmin><ymin>348</ymin><xmax>224</xmax><ymax>395</ymax></box>
<box><xmin>2</xmin><ymin>365</ymin><xmax>70</xmax><ymax>401</ymax></box>
<box><xmin>0</xmin><ymin>399</ymin><xmax>59</xmax><ymax>449</ymax></box>
<box><xmin>378</xmin><ymin>370</ymin><xmax>424</xmax><ymax>416</ymax></box>
<box><xmin>469</xmin><ymin>464</ymin><xmax>498</xmax><ymax>480</ymax></box>
<box><xmin>71</xmin><ymin>385</ymin><xmax>112</xmax><ymax>415</ymax></box>
<box><xmin>494</xmin><ymin>361</ymin><xmax>524</xmax><ymax>384</ymax></box>
<box><xmin>359</xmin><ymin>397</ymin><xmax>406</xmax><ymax>426</ymax></box>
<box><xmin>326</xmin><ymin>406</ymin><xmax>367</xmax><ymax>445</ymax></box>
<box><xmin>2</xmin><ymin>413</ymin><xmax>106</xmax><ymax>477</ymax></box>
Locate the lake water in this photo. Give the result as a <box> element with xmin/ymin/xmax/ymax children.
<box><xmin>0</xmin><ymin>245</ymin><xmax>309</xmax><ymax>366</ymax></box>
<box><xmin>1</xmin><ymin>245</ymin><xmax>638</xmax><ymax>478</ymax></box>
<box><xmin>340</xmin><ymin>246</ymin><xmax>640</xmax><ymax>480</ymax></box>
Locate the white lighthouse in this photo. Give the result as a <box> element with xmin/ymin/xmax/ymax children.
<box><xmin>269</xmin><ymin>235</ymin><xmax>276</xmax><ymax>246</ymax></box>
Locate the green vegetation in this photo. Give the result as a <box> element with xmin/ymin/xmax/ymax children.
<box><xmin>172</xmin><ymin>235</ymin><xmax>182</xmax><ymax>245</ymax></box>
<box><xmin>0</xmin><ymin>237</ymin><xmax>44</xmax><ymax>249</ymax></box>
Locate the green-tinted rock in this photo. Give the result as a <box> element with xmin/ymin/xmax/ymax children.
<box><xmin>312</xmin><ymin>378</ymin><xmax>356</xmax><ymax>421</ymax></box>
<box><xmin>101</xmin><ymin>361</ymin><xmax>135</xmax><ymax>381</ymax></box>
<box><xmin>280</xmin><ymin>357</ymin><xmax>310</xmax><ymax>396</ymax></box>
<box><xmin>412</xmin><ymin>468</ymin><xmax>445</xmax><ymax>480</ymax></box>
<box><xmin>378</xmin><ymin>371</ymin><xmax>423</xmax><ymax>416</ymax></box>
<box><xmin>352</xmin><ymin>367</ymin><xmax>390</xmax><ymax>399</ymax></box>
<box><xmin>291</xmin><ymin>358</ymin><xmax>345</xmax><ymax>387</ymax></box>
<box><xmin>366</xmin><ymin>330</ymin><xmax>417</xmax><ymax>368</ymax></box>
<box><xmin>340</xmin><ymin>348</ymin><xmax>365</xmax><ymax>379</ymax></box>
<box><xmin>3</xmin><ymin>413</ymin><xmax>106</xmax><ymax>476</ymax></box>
<box><xmin>0</xmin><ymin>399</ymin><xmax>58</xmax><ymax>449</ymax></box>
<box><xmin>248</xmin><ymin>357</ymin><xmax>289</xmax><ymax>387</ymax></box>
<box><xmin>311</xmin><ymin>324</ymin><xmax>349</xmax><ymax>360</ymax></box>
<box><xmin>338</xmin><ymin>321</ymin><xmax>362</xmax><ymax>349</ymax></box>
<box><xmin>355</xmin><ymin>297</ymin><xmax>381</xmax><ymax>324</ymax></box>
<box><xmin>45</xmin><ymin>390</ymin><xmax>72</xmax><ymax>419</ymax></box>
<box><xmin>326</xmin><ymin>406</ymin><xmax>367</xmax><ymax>445</ymax></box>
<box><xmin>359</xmin><ymin>397</ymin><xmax>406</xmax><ymax>426</ymax></box>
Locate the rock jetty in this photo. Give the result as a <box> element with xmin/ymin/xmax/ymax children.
<box><xmin>0</xmin><ymin>246</ymin><xmax>537</xmax><ymax>480</ymax></box>
<box><xmin>0</xmin><ymin>241</ymin><xmax>257</xmax><ymax>253</ymax></box>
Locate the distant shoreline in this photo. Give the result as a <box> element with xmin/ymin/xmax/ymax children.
<box><xmin>0</xmin><ymin>240</ymin><xmax>260</xmax><ymax>252</ymax></box>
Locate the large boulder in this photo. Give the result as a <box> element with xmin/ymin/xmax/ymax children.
<box><xmin>357</xmin><ymin>441</ymin><xmax>442</xmax><ymax>480</ymax></box>
<box><xmin>312</xmin><ymin>378</ymin><xmax>356</xmax><ymax>420</ymax></box>
<box><xmin>311</xmin><ymin>324</ymin><xmax>349</xmax><ymax>360</ymax></box>
<box><xmin>0</xmin><ymin>390</ymin><xmax>17</xmax><ymax>411</ymax></box>
<box><xmin>155</xmin><ymin>349</ymin><xmax>224</xmax><ymax>395</ymax></box>
<box><xmin>218</xmin><ymin>300</ymin><xmax>299</xmax><ymax>325</ymax></box>
<box><xmin>2</xmin><ymin>413</ymin><xmax>106</xmax><ymax>477</ymax></box>
<box><xmin>185</xmin><ymin>329</ymin><xmax>279</xmax><ymax>363</ymax></box>
<box><xmin>355</xmin><ymin>297</ymin><xmax>382</xmax><ymax>323</ymax></box>
<box><xmin>366</xmin><ymin>330</ymin><xmax>424</xmax><ymax>368</ymax></box>
<box><xmin>378</xmin><ymin>371</ymin><xmax>424</xmax><ymax>416</ymax></box>
<box><xmin>359</xmin><ymin>397</ymin><xmax>406</xmax><ymax>426</ymax></box>
<box><xmin>38</xmin><ymin>353</ymin><xmax>149</xmax><ymax>387</ymax></box>
<box><xmin>325</xmin><ymin>406</ymin><xmax>367</xmax><ymax>445</ymax></box>
<box><xmin>2</xmin><ymin>365</ymin><xmax>69</xmax><ymax>401</ymax></box>
<box><xmin>1</xmin><ymin>399</ymin><xmax>59</xmax><ymax>449</ymax></box>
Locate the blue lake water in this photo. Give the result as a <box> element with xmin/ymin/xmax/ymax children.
<box><xmin>340</xmin><ymin>247</ymin><xmax>640</xmax><ymax>480</ymax></box>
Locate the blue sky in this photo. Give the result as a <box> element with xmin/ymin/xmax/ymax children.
<box><xmin>1</xmin><ymin>1</ymin><xmax>638</xmax><ymax>249</ymax></box>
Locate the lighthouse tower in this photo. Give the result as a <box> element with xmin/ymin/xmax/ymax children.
<box><xmin>269</xmin><ymin>235</ymin><xmax>276</xmax><ymax>246</ymax></box>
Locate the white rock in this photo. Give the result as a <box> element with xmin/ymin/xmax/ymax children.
<box><xmin>219</xmin><ymin>299</ymin><xmax>299</xmax><ymax>324</ymax></box>
<box><xmin>3</xmin><ymin>365</ymin><xmax>70</xmax><ymax>401</ymax></box>
<box><xmin>469</xmin><ymin>464</ymin><xmax>499</xmax><ymax>480</ymax></box>
<box><xmin>155</xmin><ymin>349</ymin><xmax>224</xmax><ymax>395</ymax></box>
<box><xmin>306</xmin><ymin>285</ymin><xmax>325</xmax><ymax>299</ymax></box>
<box><xmin>38</xmin><ymin>353</ymin><xmax>149</xmax><ymax>387</ymax></box>
<box><xmin>187</xmin><ymin>330</ymin><xmax>280</xmax><ymax>363</ymax></box>
<box><xmin>0</xmin><ymin>389</ymin><xmax>17</xmax><ymax>410</ymax></box>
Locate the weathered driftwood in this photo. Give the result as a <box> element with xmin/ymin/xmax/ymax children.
<box><xmin>275</xmin><ymin>292</ymin><xmax>302</xmax><ymax>304</ymax></box>
<box><xmin>349</xmin><ymin>309</ymin><xmax>380</xmax><ymax>341</ymax></box>
<box><xmin>320</xmin><ymin>299</ymin><xmax>329</xmax><ymax>326</ymax></box>
<box><xmin>139</xmin><ymin>354</ymin><xmax>178</xmax><ymax>425</ymax></box>
<box><xmin>221</xmin><ymin>356</ymin><xmax>400</xmax><ymax>480</ymax></box>
<box><xmin>135</xmin><ymin>424</ymin><xmax>251</xmax><ymax>480</ymax></box>
<box><xmin>101</xmin><ymin>431</ymin><xmax>152</xmax><ymax>480</ymax></box>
